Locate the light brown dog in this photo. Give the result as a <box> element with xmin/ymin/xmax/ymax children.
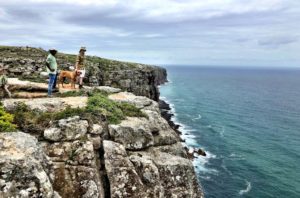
<box><xmin>58</xmin><ymin>70</ymin><xmax>81</xmax><ymax>89</ymax></box>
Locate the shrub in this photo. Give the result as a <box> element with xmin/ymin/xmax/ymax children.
<box><xmin>0</xmin><ymin>105</ymin><xmax>16</xmax><ymax>132</ymax></box>
<box><xmin>87</xmin><ymin>93</ymin><xmax>125</xmax><ymax>124</ymax></box>
<box><xmin>117</xmin><ymin>102</ymin><xmax>148</xmax><ymax>118</ymax></box>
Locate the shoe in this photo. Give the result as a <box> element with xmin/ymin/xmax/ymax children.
<box><xmin>79</xmin><ymin>85</ymin><xmax>83</xmax><ymax>89</ymax></box>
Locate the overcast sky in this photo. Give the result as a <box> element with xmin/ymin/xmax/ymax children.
<box><xmin>0</xmin><ymin>0</ymin><xmax>299</xmax><ymax>67</ymax></box>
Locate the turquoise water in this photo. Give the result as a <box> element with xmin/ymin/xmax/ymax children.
<box><xmin>159</xmin><ymin>66</ymin><xmax>300</xmax><ymax>198</ymax></box>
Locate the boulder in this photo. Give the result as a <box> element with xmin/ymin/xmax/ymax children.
<box><xmin>108</xmin><ymin>92</ymin><xmax>154</xmax><ymax>109</ymax></box>
<box><xmin>90</xmin><ymin>124</ymin><xmax>104</xmax><ymax>135</ymax></box>
<box><xmin>44</xmin><ymin>116</ymin><xmax>89</xmax><ymax>141</ymax></box>
<box><xmin>144</xmin><ymin>110</ymin><xmax>180</xmax><ymax>146</ymax></box>
<box><xmin>130</xmin><ymin>151</ymin><xmax>203</xmax><ymax>198</ymax></box>
<box><xmin>108</xmin><ymin>117</ymin><xmax>154</xmax><ymax>150</ymax></box>
<box><xmin>103</xmin><ymin>140</ymin><xmax>203</xmax><ymax>198</ymax></box>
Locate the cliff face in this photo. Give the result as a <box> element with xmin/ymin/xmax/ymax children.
<box><xmin>0</xmin><ymin>46</ymin><xmax>167</xmax><ymax>101</ymax></box>
<box><xmin>1</xmin><ymin>90</ymin><xmax>203</xmax><ymax>198</ymax></box>
<box><xmin>0</xmin><ymin>45</ymin><xmax>203</xmax><ymax>198</ymax></box>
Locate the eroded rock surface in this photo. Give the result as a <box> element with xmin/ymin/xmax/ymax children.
<box><xmin>0</xmin><ymin>132</ymin><xmax>59</xmax><ymax>198</ymax></box>
<box><xmin>2</xmin><ymin>96</ymin><xmax>88</xmax><ymax>112</ymax></box>
<box><xmin>105</xmin><ymin>92</ymin><xmax>203</xmax><ymax>198</ymax></box>
<box><xmin>1</xmin><ymin>89</ymin><xmax>203</xmax><ymax>198</ymax></box>
<box><xmin>41</xmin><ymin>116</ymin><xmax>105</xmax><ymax>198</ymax></box>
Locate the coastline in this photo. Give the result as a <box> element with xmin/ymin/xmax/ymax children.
<box><xmin>158</xmin><ymin>80</ymin><xmax>207</xmax><ymax>157</ymax></box>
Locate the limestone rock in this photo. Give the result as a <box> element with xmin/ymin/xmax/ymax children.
<box><xmin>44</xmin><ymin>116</ymin><xmax>89</xmax><ymax>141</ymax></box>
<box><xmin>108</xmin><ymin>92</ymin><xmax>154</xmax><ymax>109</ymax></box>
<box><xmin>103</xmin><ymin>140</ymin><xmax>203</xmax><ymax>198</ymax></box>
<box><xmin>51</xmin><ymin>163</ymin><xmax>103</xmax><ymax>198</ymax></box>
<box><xmin>0</xmin><ymin>132</ymin><xmax>59</xmax><ymax>198</ymax></box>
<box><xmin>108</xmin><ymin>117</ymin><xmax>154</xmax><ymax>150</ymax></box>
<box><xmin>2</xmin><ymin>97</ymin><xmax>88</xmax><ymax>112</ymax></box>
<box><xmin>94</xmin><ymin>86</ymin><xmax>121</xmax><ymax>94</ymax></box>
<box><xmin>90</xmin><ymin>124</ymin><xmax>104</xmax><ymax>135</ymax></box>
<box><xmin>151</xmin><ymin>152</ymin><xmax>203</xmax><ymax>198</ymax></box>
<box><xmin>44</xmin><ymin>128</ymin><xmax>62</xmax><ymax>141</ymax></box>
<box><xmin>41</xmin><ymin>138</ymin><xmax>104</xmax><ymax>197</ymax></box>
<box><xmin>145</xmin><ymin>110</ymin><xmax>180</xmax><ymax>146</ymax></box>
<box><xmin>129</xmin><ymin>151</ymin><xmax>203</xmax><ymax>198</ymax></box>
<box><xmin>103</xmin><ymin>141</ymin><xmax>146</xmax><ymax>198</ymax></box>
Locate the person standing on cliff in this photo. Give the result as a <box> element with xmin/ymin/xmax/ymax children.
<box><xmin>46</xmin><ymin>48</ymin><xmax>58</xmax><ymax>97</ymax></box>
<box><xmin>75</xmin><ymin>47</ymin><xmax>86</xmax><ymax>89</ymax></box>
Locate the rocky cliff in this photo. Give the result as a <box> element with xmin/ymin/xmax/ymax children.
<box><xmin>0</xmin><ymin>46</ymin><xmax>167</xmax><ymax>101</ymax></box>
<box><xmin>1</xmin><ymin>89</ymin><xmax>203</xmax><ymax>198</ymax></box>
<box><xmin>0</xmin><ymin>46</ymin><xmax>203</xmax><ymax>198</ymax></box>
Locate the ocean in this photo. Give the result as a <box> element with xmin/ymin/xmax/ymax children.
<box><xmin>159</xmin><ymin>66</ymin><xmax>300</xmax><ymax>198</ymax></box>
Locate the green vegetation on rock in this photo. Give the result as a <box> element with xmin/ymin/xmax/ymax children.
<box><xmin>0</xmin><ymin>105</ymin><xmax>16</xmax><ymax>132</ymax></box>
<box><xmin>12</xmin><ymin>92</ymin><xmax>147</xmax><ymax>133</ymax></box>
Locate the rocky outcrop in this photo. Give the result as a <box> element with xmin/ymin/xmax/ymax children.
<box><xmin>104</xmin><ymin>140</ymin><xmax>201</xmax><ymax>198</ymax></box>
<box><xmin>0</xmin><ymin>46</ymin><xmax>167</xmax><ymax>100</ymax></box>
<box><xmin>1</xmin><ymin>88</ymin><xmax>203</xmax><ymax>198</ymax></box>
<box><xmin>0</xmin><ymin>44</ymin><xmax>202</xmax><ymax>198</ymax></box>
<box><xmin>0</xmin><ymin>132</ymin><xmax>59</xmax><ymax>198</ymax></box>
<box><xmin>106</xmin><ymin>91</ymin><xmax>203</xmax><ymax>198</ymax></box>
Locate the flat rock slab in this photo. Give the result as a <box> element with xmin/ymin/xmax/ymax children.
<box><xmin>95</xmin><ymin>86</ymin><xmax>121</xmax><ymax>94</ymax></box>
<box><xmin>13</xmin><ymin>91</ymin><xmax>48</xmax><ymax>98</ymax></box>
<box><xmin>7</xmin><ymin>78</ymin><xmax>92</xmax><ymax>95</ymax></box>
<box><xmin>2</xmin><ymin>96</ymin><xmax>88</xmax><ymax>112</ymax></box>
<box><xmin>109</xmin><ymin>92</ymin><xmax>154</xmax><ymax>109</ymax></box>
<box><xmin>8</xmin><ymin>78</ymin><xmax>48</xmax><ymax>92</ymax></box>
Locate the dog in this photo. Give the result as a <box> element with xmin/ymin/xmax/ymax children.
<box><xmin>58</xmin><ymin>70</ymin><xmax>81</xmax><ymax>89</ymax></box>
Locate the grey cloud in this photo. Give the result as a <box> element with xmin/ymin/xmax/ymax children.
<box><xmin>0</xmin><ymin>1</ymin><xmax>300</xmax><ymax>67</ymax></box>
<box><xmin>258</xmin><ymin>36</ymin><xmax>298</xmax><ymax>47</ymax></box>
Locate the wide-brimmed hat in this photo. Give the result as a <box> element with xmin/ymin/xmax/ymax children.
<box><xmin>79</xmin><ymin>47</ymin><xmax>86</xmax><ymax>52</ymax></box>
<box><xmin>49</xmin><ymin>48</ymin><xmax>57</xmax><ymax>52</ymax></box>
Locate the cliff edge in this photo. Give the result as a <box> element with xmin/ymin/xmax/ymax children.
<box><xmin>0</xmin><ymin>46</ymin><xmax>167</xmax><ymax>101</ymax></box>
<box><xmin>0</xmin><ymin>46</ymin><xmax>203</xmax><ymax>198</ymax></box>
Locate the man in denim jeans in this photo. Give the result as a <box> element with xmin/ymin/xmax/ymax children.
<box><xmin>46</xmin><ymin>48</ymin><xmax>58</xmax><ymax>97</ymax></box>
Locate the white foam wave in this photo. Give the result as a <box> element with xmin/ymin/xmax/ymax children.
<box><xmin>206</xmin><ymin>124</ymin><xmax>225</xmax><ymax>137</ymax></box>
<box><xmin>193</xmin><ymin>151</ymin><xmax>216</xmax><ymax>168</ymax></box>
<box><xmin>193</xmin><ymin>155</ymin><xmax>219</xmax><ymax>175</ymax></box>
<box><xmin>229</xmin><ymin>153</ymin><xmax>245</xmax><ymax>160</ymax></box>
<box><xmin>179</xmin><ymin>125</ymin><xmax>198</xmax><ymax>146</ymax></box>
<box><xmin>192</xmin><ymin>114</ymin><xmax>202</xmax><ymax>121</ymax></box>
<box><xmin>239</xmin><ymin>180</ymin><xmax>252</xmax><ymax>195</ymax></box>
<box><xmin>159</xmin><ymin>94</ymin><xmax>218</xmax><ymax>176</ymax></box>
<box><xmin>200</xmin><ymin>175</ymin><xmax>211</xmax><ymax>180</ymax></box>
